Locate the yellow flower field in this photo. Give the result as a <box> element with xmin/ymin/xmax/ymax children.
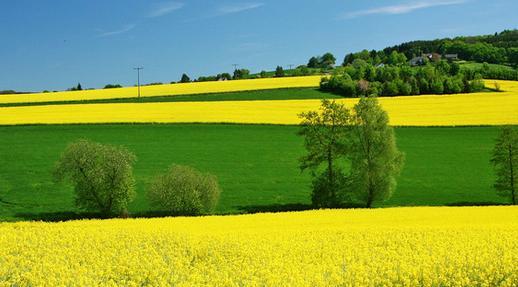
<box><xmin>0</xmin><ymin>206</ymin><xmax>516</xmax><ymax>286</ymax></box>
<box><xmin>1</xmin><ymin>82</ymin><xmax>517</xmax><ymax>126</ymax></box>
<box><xmin>0</xmin><ymin>76</ymin><xmax>322</xmax><ymax>104</ymax></box>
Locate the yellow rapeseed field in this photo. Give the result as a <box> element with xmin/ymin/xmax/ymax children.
<box><xmin>0</xmin><ymin>76</ymin><xmax>322</xmax><ymax>104</ymax></box>
<box><xmin>0</xmin><ymin>206</ymin><xmax>516</xmax><ymax>286</ymax></box>
<box><xmin>1</xmin><ymin>80</ymin><xmax>518</xmax><ymax>126</ymax></box>
<box><xmin>0</xmin><ymin>79</ymin><xmax>517</xmax><ymax>126</ymax></box>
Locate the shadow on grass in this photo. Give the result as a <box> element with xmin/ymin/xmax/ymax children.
<box><xmin>446</xmin><ymin>201</ymin><xmax>509</xmax><ymax>207</ymax></box>
<box><xmin>14</xmin><ymin>211</ymin><xmax>109</xmax><ymax>222</ymax></box>
<box><xmin>14</xmin><ymin>201</ymin><xmax>509</xmax><ymax>222</ymax></box>
<box><xmin>235</xmin><ymin>203</ymin><xmax>313</xmax><ymax>214</ymax></box>
<box><xmin>13</xmin><ymin>210</ymin><xmax>215</xmax><ymax>222</ymax></box>
<box><xmin>234</xmin><ymin>202</ymin><xmax>366</xmax><ymax>214</ymax></box>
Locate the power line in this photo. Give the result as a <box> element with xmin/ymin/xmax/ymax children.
<box><xmin>133</xmin><ymin>67</ymin><xmax>143</xmax><ymax>99</ymax></box>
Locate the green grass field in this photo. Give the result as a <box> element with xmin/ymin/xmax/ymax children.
<box><xmin>0</xmin><ymin>124</ymin><xmax>507</xmax><ymax>221</ymax></box>
<box><xmin>0</xmin><ymin>88</ymin><xmax>338</xmax><ymax>107</ymax></box>
<box><xmin>460</xmin><ymin>61</ymin><xmax>516</xmax><ymax>71</ymax></box>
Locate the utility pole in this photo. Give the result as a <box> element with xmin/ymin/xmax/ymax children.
<box><xmin>133</xmin><ymin>67</ymin><xmax>143</xmax><ymax>98</ymax></box>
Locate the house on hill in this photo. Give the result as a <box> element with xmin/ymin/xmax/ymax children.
<box><xmin>409</xmin><ymin>53</ymin><xmax>443</xmax><ymax>66</ymax></box>
<box><xmin>444</xmin><ymin>54</ymin><xmax>459</xmax><ymax>61</ymax></box>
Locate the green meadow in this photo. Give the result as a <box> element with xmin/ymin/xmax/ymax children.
<box><xmin>0</xmin><ymin>124</ymin><xmax>505</xmax><ymax>221</ymax></box>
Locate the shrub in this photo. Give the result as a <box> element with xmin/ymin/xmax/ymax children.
<box><xmin>104</xmin><ymin>84</ymin><xmax>123</xmax><ymax>89</ymax></box>
<box><xmin>147</xmin><ymin>165</ymin><xmax>220</xmax><ymax>216</ymax></box>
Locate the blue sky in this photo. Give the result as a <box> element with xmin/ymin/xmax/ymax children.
<box><xmin>1</xmin><ymin>0</ymin><xmax>517</xmax><ymax>92</ymax></box>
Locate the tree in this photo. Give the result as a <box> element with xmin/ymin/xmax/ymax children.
<box><xmin>490</xmin><ymin>127</ymin><xmax>518</xmax><ymax>205</ymax></box>
<box><xmin>298</xmin><ymin>100</ymin><xmax>351</xmax><ymax>207</ymax></box>
<box><xmin>430</xmin><ymin>78</ymin><xmax>444</xmax><ymax>94</ymax></box>
<box><xmin>308</xmin><ymin>56</ymin><xmax>320</xmax><ymax>68</ymax></box>
<box><xmin>147</xmin><ymin>165</ymin><xmax>221</xmax><ymax>215</ymax></box>
<box><xmin>233</xmin><ymin>69</ymin><xmax>250</xmax><ymax>80</ymax></box>
<box><xmin>180</xmin><ymin>73</ymin><xmax>191</xmax><ymax>83</ymax></box>
<box><xmin>348</xmin><ymin>97</ymin><xmax>404</xmax><ymax>207</ymax></box>
<box><xmin>217</xmin><ymin>73</ymin><xmax>232</xmax><ymax>81</ymax></box>
<box><xmin>275</xmin><ymin>66</ymin><xmax>285</xmax><ymax>77</ymax></box>
<box><xmin>321</xmin><ymin>52</ymin><xmax>336</xmax><ymax>69</ymax></box>
<box><xmin>382</xmin><ymin>81</ymin><xmax>399</xmax><ymax>96</ymax></box>
<box><xmin>77</xmin><ymin>83</ymin><xmax>82</xmax><ymax>91</ymax></box>
<box><xmin>53</xmin><ymin>140</ymin><xmax>136</xmax><ymax>216</ymax></box>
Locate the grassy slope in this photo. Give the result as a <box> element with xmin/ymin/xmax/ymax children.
<box><xmin>0</xmin><ymin>124</ymin><xmax>506</xmax><ymax>221</ymax></box>
<box><xmin>460</xmin><ymin>62</ymin><xmax>516</xmax><ymax>71</ymax></box>
<box><xmin>0</xmin><ymin>88</ymin><xmax>338</xmax><ymax>107</ymax></box>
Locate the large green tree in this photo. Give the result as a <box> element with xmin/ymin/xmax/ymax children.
<box><xmin>53</xmin><ymin>139</ymin><xmax>136</xmax><ymax>216</ymax></box>
<box><xmin>298</xmin><ymin>99</ymin><xmax>351</xmax><ymax>207</ymax></box>
<box><xmin>348</xmin><ymin>97</ymin><xmax>405</xmax><ymax>207</ymax></box>
<box><xmin>490</xmin><ymin>127</ymin><xmax>518</xmax><ymax>205</ymax></box>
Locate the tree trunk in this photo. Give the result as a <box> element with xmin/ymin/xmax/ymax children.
<box><xmin>366</xmin><ymin>194</ymin><xmax>373</xmax><ymax>208</ymax></box>
<box><xmin>509</xmin><ymin>144</ymin><xmax>515</xmax><ymax>205</ymax></box>
<box><xmin>328</xmin><ymin>147</ymin><xmax>335</xmax><ymax>204</ymax></box>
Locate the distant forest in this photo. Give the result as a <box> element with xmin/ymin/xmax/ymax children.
<box><xmin>380</xmin><ymin>29</ymin><xmax>518</xmax><ymax>66</ymax></box>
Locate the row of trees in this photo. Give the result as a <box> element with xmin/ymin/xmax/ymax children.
<box><xmin>307</xmin><ymin>53</ymin><xmax>336</xmax><ymax>70</ymax></box>
<box><xmin>299</xmin><ymin>98</ymin><xmax>404</xmax><ymax>208</ymax></box>
<box><xmin>462</xmin><ymin>63</ymin><xmax>518</xmax><ymax>81</ymax></box>
<box><xmin>321</xmin><ymin>59</ymin><xmax>485</xmax><ymax>97</ymax></box>
<box><xmin>53</xmin><ymin>140</ymin><xmax>220</xmax><ymax>217</ymax></box>
<box><xmin>300</xmin><ymin>99</ymin><xmax>518</xmax><ymax>207</ymax></box>
<box><xmin>177</xmin><ymin>65</ymin><xmax>323</xmax><ymax>83</ymax></box>
<box><xmin>51</xmin><ymin>116</ymin><xmax>517</xmax><ymax>219</ymax></box>
<box><xmin>343</xmin><ymin>50</ymin><xmax>408</xmax><ymax>67</ymax></box>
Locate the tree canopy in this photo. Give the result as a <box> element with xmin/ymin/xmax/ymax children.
<box><xmin>53</xmin><ymin>140</ymin><xmax>136</xmax><ymax>216</ymax></box>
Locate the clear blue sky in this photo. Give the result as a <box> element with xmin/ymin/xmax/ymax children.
<box><xmin>1</xmin><ymin>0</ymin><xmax>517</xmax><ymax>92</ymax></box>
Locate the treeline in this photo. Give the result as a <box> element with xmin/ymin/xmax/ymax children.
<box><xmin>462</xmin><ymin>63</ymin><xmax>518</xmax><ymax>81</ymax></box>
<box><xmin>322</xmin><ymin>55</ymin><xmax>485</xmax><ymax>97</ymax></box>
<box><xmin>0</xmin><ymin>90</ymin><xmax>18</xmax><ymax>95</ymax></box>
<box><xmin>178</xmin><ymin>66</ymin><xmax>323</xmax><ymax>84</ymax></box>
<box><xmin>300</xmin><ymin>100</ymin><xmax>518</xmax><ymax>208</ymax></box>
<box><xmin>383</xmin><ymin>29</ymin><xmax>518</xmax><ymax>66</ymax></box>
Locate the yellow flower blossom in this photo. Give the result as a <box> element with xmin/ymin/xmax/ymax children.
<box><xmin>0</xmin><ymin>206</ymin><xmax>517</xmax><ymax>286</ymax></box>
<box><xmin>1</xmin><ymin>80</ymin><xmax>518</xmax><ymax>126</ymax></box>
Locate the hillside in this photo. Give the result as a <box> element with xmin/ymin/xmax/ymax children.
<box><xmin>382</xmin><ymin>29</ymin><xmax>518</xmax><ymax>66</ymax></box>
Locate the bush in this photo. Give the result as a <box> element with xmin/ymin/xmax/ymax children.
<box><xmin>53</xmin><ymin>140</ymin><xmax>136</xmax><ymax>216</ymax></box>
<box><xmin>147</xmin><ymin>165</ymin><xmax>220</xmax><ymax>216</ymax></box>
<box><xmin>104</xmin><ymin>84</ymin><xmax>122</xmax><ymax>89</ymax></box>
